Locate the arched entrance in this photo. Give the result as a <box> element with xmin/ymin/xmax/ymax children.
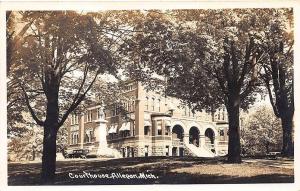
<box><xmin>189</xmin><ymin>126</ymin><xmax>200</xmax><ymax>147</ymax></box>
<box><xmin>172</xmin><ymin>125</ymin><xmax>184</xmax><ymax>141</ymax></box>
<box><xmin>205</xmin><ymin>128</ymin><xmax>215</xmax><ymax>153</ymax></box>
<box><xmin>172</xmin><ymin>125</ymin><xmax>184</xmax><ymax>156</ymax></box>
<box><xmin>205</xmin><ymin>128</ymin><xmax>215</xmax><ymax>144</ymax></box>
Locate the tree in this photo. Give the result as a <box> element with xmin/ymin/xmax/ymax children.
<box><xmin>8</xmin><ymin>11</ymin><xmax>121</xmax><ymax>183</ymax></box>
<box><xmin>124</xmin><ymin>10</ymin><xmax>263</xmax><ymax>163</ymax></box>
<box><xmin>7</xmin><ymin>11</ymin><xmax>38</xmax><ymax>137</ymax></box>
<box><xmin>241</xmin><ymin>106</ymin><xmax>282</xmax><ymax>156</ymax></box>
<box><xmin>259</xmin><ymin>9</ymin><xmax>294</xmax><ymax>156</ymax></box>
<box><xmin>8</xmin><ymin>122</ymin><xmax>43</xmax><ymax>162</ymax></box>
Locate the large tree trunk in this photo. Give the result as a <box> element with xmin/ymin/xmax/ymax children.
<box><xmin>227</xmin><ymin>94</ymin><xmax>242</xmax><ymax>163</ymax></box>
<box><xmin>281</xmin><ymin>115</ymin><xmax>293</xmax><ymax>157</ymax></box>
<box><xmin>41</xmin><ymin>78</ymin><xmax>60</xmax><ymax>184</ymax></box>
<box><xmin>41</xmin><ymin>124</ymin><xmax>58</xmax><ymax>184</ymax></box>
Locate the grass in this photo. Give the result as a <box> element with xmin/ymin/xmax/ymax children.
<box><xmin>7</xmin><ymin>156</ymin><xmax>294</xmax><ymax>185</ymax></box>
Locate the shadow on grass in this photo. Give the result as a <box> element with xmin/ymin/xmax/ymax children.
<box><xmin>8</xmin><ymin>156</ymin><xmax>294</xmax><ymax>185</ymax></box>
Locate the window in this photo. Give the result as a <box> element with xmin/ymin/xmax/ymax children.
<box><xmin>85</xmin><ymin>129</ymin><xmax>93</xmax><ymax>143</ymax></box>
<box><xmin>87</xmin><ymin>110</ymin><xmax>93</xmax><ymax>122</ymax></box>
<box><xmin>184</xmin><ymin>107</ymin><xmax>187</xmax><ymax>116</ymax></box>
<box><xmin>128</xmin><ymin>101</ymin><xmax>131</xmax><ymax>111</ymax></box>
<box><xmin>71</xmin><ymin>132</ymin><xmax>79</xmax><ymax>144</ymax></box>
<box><xmin>131</xmin><ymin>100</ymin><xmax>135</xmax><ymax>111</ymax></box>
<box><xmin>71</xmin><ymin>114</ymin><xmax>79</xmax><ymax>125</ymax></box>
<box><xmin>97</xmin><ymin>108</ymin><xmax>101</xmax><ymax>119</ymax></box>
<box><xmin>132</xmin><ymin>121</ymin><xmax>135</xmax><ymax>136</ymax></box>
<box><xmin>145</xmin><ymin>97</ymin><xmax>149</xmax><ymax>110</ymax></box>
<box><xmin>71</xmin><ymin>134</ymin><xmax>73</xmax><ymax>144</ymax></box>
<box><xmin>158</xmin><ymin>99</ymin><xmax>161</xmax><ymax>112</ymax></box>
<box><xmin>122</xmin><ymin>130</ymin><xmax>130</xmax><ymax>138</ymax></box>
<box><xmin>165</xmin><ymin>126</ymin><xmax>170</xmax><ymax>136</ymax></box>
<box><xmin>124</xmin><ymin>102</ymin><xmax>129</xmax><ymax>111</ymax></box>
<box><xmin>144</xmin><ymin>126</ymin><xmax>150</xmax><ymax>136</ymax></box>
<box><xmin>157</xmin><ymin>120</ymin><xmax>162</xmax><ymax>135</ymax></box>
<box><xmin>145</xmin><ymin>145</ymin><xmax>149</xmax><ymax>157</ymax></box>
<box><xmin>166</xmin><ymin>146</ymin><xmax>169</xmax><ymax>156</ymax></box>
<box><xmin>112</xmin><ymin>105</ymin><xmax>116</xmax><ymax>116</ymax></box>
<box><xmin>116</xmin><ymin>106</ymin><xmax>120</xmax><ymax>115</ymax></box>
<box><xmin>152</xmin><ymin>98</ymin><xmax>155</xmax><ymax>111</ymax></box>
<box><xmin>219</xmin><ymin>129</ymin><xmax>225</xmax><ymax>141</ymax></box>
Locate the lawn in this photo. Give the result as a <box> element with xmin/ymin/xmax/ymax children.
<box><xmin>7</xmin><ymin>156</ymin><xmax>294</xmax><ymax>185</ymax></box>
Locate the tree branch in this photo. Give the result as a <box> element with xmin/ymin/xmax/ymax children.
<box><xmin>58</xmin><ymin>71</ymin><xmax>99</xmax><ymax>128</ymax></box>
<box><xmin>19</xmin><ymin>84</ymin><xmax>45</xmax><ymax>126</ymax></box>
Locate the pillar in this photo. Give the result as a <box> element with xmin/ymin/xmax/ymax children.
<box><xmin>135</xmin><ymin>81</ymin><xmax>144</xmax><ymax>138</ymax></box>
<box><xmin>183</xmin><ymin>133</ymin><xmax>189</xmax><ymax>144</ymax></box>
<box><xmin>199</xmin><ymin>134</ymin><xmax>206</xmax><ymax>147</ymax></box>
<box><xmin>80</xmin><ymin>113</ymin><xmax>85</xmax><ymax>149</ymax></box>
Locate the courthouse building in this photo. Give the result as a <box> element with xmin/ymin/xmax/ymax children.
<box><xmin>67</xmin><ymin>81</ymin><xmax>229</xmax><ymax>158</ymax></box>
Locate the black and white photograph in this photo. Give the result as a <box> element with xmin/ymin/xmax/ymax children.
<box><xmin>1</xmin><ymin>1</ymin><xmax>299</xmax><ymax>189</ymax></box>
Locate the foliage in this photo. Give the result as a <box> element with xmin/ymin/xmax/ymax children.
<box><xmin>8</xmin><ymin>124</ymin><xmax>43</xmax><ymax>162</ymax></box>
<box><xmin>241</xmin><ymin>106</ymin><xmax>282</xmax><ymax>156</ymax></box>
<box><xmin>257</xmin><ymin>9</ymin><xmax>294</xmax><ymax>156</ymax></box>
<box><xmin>7</xmin><ymin>11</ymin><xmax>126</xmax><ymax>183</ymax></box>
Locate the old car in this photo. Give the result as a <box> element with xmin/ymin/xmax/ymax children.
<box><xmin>67</xmin><ymin>149</ymin><xmax>89</xmax><ymax>159</ymax></box>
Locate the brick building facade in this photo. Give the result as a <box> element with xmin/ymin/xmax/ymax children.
<box><xmin>67</xmin><ymin>81</ymin><xmax>229</xmax><ymax>157</ymax></box>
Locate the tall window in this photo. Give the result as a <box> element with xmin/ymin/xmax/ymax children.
<box><xmin>145</xmin><ymin>97</ymin><xmax>149</xmax><ymax>110</ymax></box>
<box><xmin>131</xmin><ymin>100</ymin><xmax>135</xmax><ymax>112</ymax></box>
<box><xmin>158</xmin><ymin>99</ymin><xmax>161</xmax><ymax>112</ymax></box>
<box><xmin>157</xmin><ymin>120</ymin><xmax>162</xmax><ymax>135</ymax></box>
<box><xmin>144</xmin><ymin>126</ymin><xmax>150</xmax><ymax>136</ymax></box>
<box><xmin>166</xmin><ymin>146</ymin><xmax>169</xmax><ymax>156</ymax></box>
<box><xmin>219</xmin><ymin>128</ymin><xmax>225</xmax><ymax>141</ymax></box>
<box><xmin>127</xmin><ymin>101</ymin><xmax>131</xmax><ymax>111</ymax></box>
<box><xmin>132</xmin><ymin>121</ymin><xmax>135</xmax><ymax>136</ymax></box>
<box><xmin>72</xmin><ymin>132</ymin><xmax>79</xmax><ymax>144</ymax></box>
<box><xmin>152</xmin><ymin>97</ymin><xmax>155</xmax><ymax>111</ymax></box>
<box><xmin>97</xmin><ymin>108</ymin><xmax>101</xmax><ymax>119</ymax></box>
<box><xmin>111</xmin><ymin>105</ymin><xmax>116</xmax><ymax>116</ymax></box>
<box><xmin>87</xmin><ymin>110</ymin><xmax>93</xmax><ymax>122</ymax></box>
<box><xmin>165</xmin><ymin>126</ymin><xmax>170</xmax><ymax>135</ymax></box>
<box><xmin>71</xmin><ymin>114</ymin><xmax>78</xmax><ymax>125</ymax></box>
<box><xmin>85</xmin><ymin>129</ymin><xmax>93</xmax><ymax>143</ymax></box>
<box><xmin>116</xmin><ymin>105</ymin><xmax>119</xmax><ymax>115</ymax></box>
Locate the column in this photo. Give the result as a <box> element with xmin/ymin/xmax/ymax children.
<box><xmin>183</xmin><ymin>133</ymin><xmax>189</xmax><ymax>144</ymax></box>
<box><xmin>135</xmin><ymin>81</ymin><xmax>144</xmax><ymax>138</ymax></box>
<box><xmin>199</xmin><ymin>134</ymin><xmax>206</xmax><ymax>147</ymax></box>
<box><xmin>162</xmin><ymin>120</ymin><xmax>165</xmax><ymax>136</ymax></box>
<box><xmin>79</xmin><ymin>113</ymin><xmax>85</xmax><ymax>149</ymax></box>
